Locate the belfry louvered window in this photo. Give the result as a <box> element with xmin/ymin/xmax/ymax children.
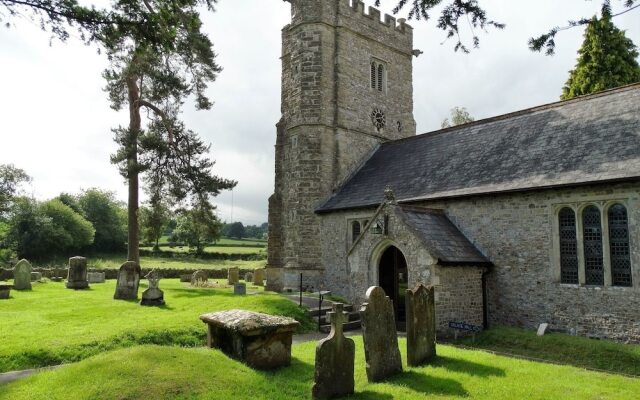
<box><xmin>583</xmin><ymin>206</ymin><xmax>604</xmax><ymax>285</ymax></box>
<box><xmin>370</xmin><ymin>60</ymin><xmax>386</xmax><ymax>92</ymax></box>
<box><xmin>352</xmin><ymin>221</ymin><xmax>361</xmax><ymax>243</ymax></box>
<box><xmin>559</xmin><ymin>208</ymin><xmax>579</xmax><ymax>284</ymax></box>
<box><xmin>608</xmin><ymin>204</ymin><xmax>632</xmax><ymax>287</ymax></box>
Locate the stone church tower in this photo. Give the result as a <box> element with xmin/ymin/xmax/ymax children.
<box><xmin>267</xmin><ymin>0</ymin><xmax>417</xmax><ymax>291</ymax></box>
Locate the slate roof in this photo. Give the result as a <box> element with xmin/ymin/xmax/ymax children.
<box><xmin>318</xmin><ymin>84</ymin><xmax>640</xmax><ymax>212</ymax></box>
<box><xmin>397</xmin><ymin>206</ymin><xmax>490</xmax><ymax>265</ymax></box>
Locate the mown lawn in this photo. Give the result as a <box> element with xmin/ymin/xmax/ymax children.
<box><xmin>2</xmin><ymin>338</ymin><xmax>639</xmax><ymax>399</ymax></box>
<box><xmin>0</xmin><ymin>280</ymin><xmax>312</xmax><ymax>373</ymax></box>
<box><xmin>455</xmin><ymin>326</ymin><xmax>640</xmax><ymax>377</ymax></box>
<box><xmin>140</xmin><ymin>245</ymin><xmax>267</xmax><ymax>254</ymax></box>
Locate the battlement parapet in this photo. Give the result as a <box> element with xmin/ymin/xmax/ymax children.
<box><xmin>346</xmin><ymin>0</ymin><xmax>413</xmax><ymax>34</ymax></box>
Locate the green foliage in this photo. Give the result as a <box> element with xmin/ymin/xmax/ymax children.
<box><xmin>173</xmin><ymin>203</ymin><xmax>222</xmax><ymax>254</ymax></box>
<box><xmin>441</xmin><ymin>106</ymin><xmax>475</xmax><ymax>128</ymax></box>
<box><xmin>227</xmin><ymin>221</ymin><xmax>246</xmax><ymax>240</ymax></box>
<box><xmin>0</xmin><ymin>164</ymin><xmax>30</xmax><ymax>216</ymax></box>
<box><xmin>140</xmin><ymin>191</ymin><xmax>170</xmax><ymax>250</ymax></box>
<box><xmin>0</xmin><ymin>280</ymin><xmax>313</xmax><ymax>372</ymax></box>
<box><xmin>561</xmin><ymin>12</ymin><xmax>640</xmax><ymax>100</ymax></box>
<box><xmin>77</xmin><ymin>189</ymin><xmax>127</xmax><ymax>252</ymax></box>
<box><xmin>5</xmin><ymin>197</ymin><xmax>93</xmax><ymax>260</ymax></box>
<box><xmin>4</xmin><ymin>339</ymin><xmax>640</xmax><ymax>399</ymax></box>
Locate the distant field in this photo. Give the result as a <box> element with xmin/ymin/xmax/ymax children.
<box><xmin>141</xmin><ymin>245</ymin><xmax>267</xmax><ymax>255</ymax></box>
<box><xmin>29</xmin><ymin>254</ymin><xmax>266</xmax><ymax>270</ymax></box>
<box><xmin>157</xmin><ymin>236</ymin><xmax>266</xmax><ymax>247</ymax></box>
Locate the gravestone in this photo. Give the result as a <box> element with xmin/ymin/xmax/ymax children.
<box><xmin>30</xmin><ymin>271</ymin><xmax>42</xmax><ymax>282</ymax></box>
<box><xmin>191</xmin><ymin>270</ymin><xmax>208</xmax><ymax>285</ymax></box>
<box><xmin>180</xmin><ymin>274</ymin><xmax>192</xmax><ymax>283</ymax></box>
<box><xmin>66</xmin><ymin>256</ymin><xmax>89</xmax><ymax>289</ymax></box>
<box><xmin>228</xmin><ymin>267</ymin><xmax>240</xmax><ymax>285</ymax></box>
<box><xmin>234</xmin><ymin>282</ymin><xmax>246</xmax><ymax>295</ymax></box>
<box><xmin>359</xmin><ymin>286</ymin><xmax>402</xmax><ymax>382</ymax></box>
<box><xmin>253</xmin><ymin>269</ymin><xmax>265</xmax><ymax>286</ymax></box>
<box><xmin>141</xmin><ymin>269</ymin><xmax>165</xmax><ymax>306</ymax></box>
<box><xmin>113</xmin><ymin>261</ymin><xmax>141</xmax><ymax>300</ymax></box>
<box><xmin>406</xmin><ymin>284</ymin><xmax>436</xmax><ymax>366</ymax></box>
<box><xmin>0</xmin><ymin>284</ymin><xmax>11</xmax><ymax>299</ymax></box>
<box><xmin>13</xmin><ymin>259</ymin><xmax>32</xmax><ymax>290</ymax></box>
<box><xmin>87</xmin><ymin>272</ymin><xmax>106</xmax><ymax>284</ymax></box>
<box><xmin>312</xmin><ymin>303</ymin><xmax>355</xmax><ymax>400</ymax></box>
<box><xmin>537</xmin><ymin>323</ymin><xmax>549</xmax><ymax>336</ymax></box>
<box><xmin>244</xmin><ymin>272</ymin><xmax>254</xmax><ymax>283</ymax></box>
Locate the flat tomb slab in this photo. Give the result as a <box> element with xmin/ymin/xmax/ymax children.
<box><xmin>200</xmin><ymin>309</ymin><xmax>299</xmax><ymax>370</ymax></box>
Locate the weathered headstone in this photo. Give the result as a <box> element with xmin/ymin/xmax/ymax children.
<box><xmin>141</xmin><ymin>269</ymin><xmax>165</xmax><ymax>306</ymax></box>
<box><xmin>312</xmin><ymin>303</ymin><xmax>355</xmax><ymax>400</ymax></box>
<box><xmin>406</xmin><ymin>284</ymin><xmax>436</xmax><ymax>366</ymax></box>
<box><xmin>30</xmin><ymin>271</ymin><xmax>42</xmax><ymax>282</ymax></box>
<box><xmin>113</xmin><ymin>261</ymin><xmax>141</xmax><ymax>300</ymax></box>
<box><xmin>359</xmin><ymin>286</ymin><xmax>402</xmax><ymax>382</ymax></box>
<box><xmin>13</xmin><ymin>259</ymin><xmax>32</xmax><ymax>290</ymax></box>
<box><xmin>253</xmin><ymin>268</ymin><xmax>265</xmax><ymax>286</ymax></box>
<box><xmin>228</xmin><ymin>267</ymin><xmax>240</xmax><ymax>285</ymax></box>
<box><xmin>0</xmin><ymin>284</ymin><xmax>11</xmax><ymax>299</ymax></box>
<box><xmin>66</xmin><ymin>256</ymin><xmax>89</xmax><ymax>289</ymax></box>
<box><xmin>244</xmin><ymin>272</ymin><xmax>254</xmax><ymax>283</ymax></box>
<box><xmin>234</xmin><ymin>282</ymin><xmax>246</xmax><ymax>295</ymax></box>
<box><xmin>537</xmin><ymin>323</ymin><xmax>549</xmax><ymax>336</ymax></box>
<box><xmin>87</xmin><ymin>272</ymin><xmax>106</xmax><ymax>284</ymax></box>
<box><xmin>180</xmin><ymin>274</ymin><xmax>192</xmax><ymax>283</ymax></box>
<box><xmin>191</xmin><ymin>270</ymin><xmax>208</xmax><ymax>285</ymax></box>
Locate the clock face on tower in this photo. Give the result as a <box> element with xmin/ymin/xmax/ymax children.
<box><xmin>371</xmin><ymin>108</ymin><xmax>386</xmax><ymax>131</ymax></box>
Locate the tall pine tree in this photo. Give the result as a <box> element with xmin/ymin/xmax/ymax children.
<box><xmin>561</xmin><ymin>11</ymin><xmax>640</xmax><ymax>100</ymax></box>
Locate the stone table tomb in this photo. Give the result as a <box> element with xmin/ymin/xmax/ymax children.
<box><xmin>200</xmin><ymin>309</ymin><xmax>299</xmax><ymax>370</ymax></box>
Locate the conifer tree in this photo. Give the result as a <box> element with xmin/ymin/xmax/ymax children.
<box><xmin>103</xmin><ymin>0</ymin><xmax>236</xmax><ymax>263</ymax></box>
<box><xmin>561</xmin><ymin>11</ymin><xmax>640</xmax><ymax>100</ymax></box>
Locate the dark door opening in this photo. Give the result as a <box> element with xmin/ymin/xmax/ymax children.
<box><xmin>378</xmin><ymin>246</ymin><xmax>408</xmax><ymax>330</ymax></box>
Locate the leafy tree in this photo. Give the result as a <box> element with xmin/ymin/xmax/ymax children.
<box><xmin>77</xmin><ymin>188</ymin><xmax>127</xmax><ymax>252</ymax></box>
<box><xmin>228</xmin><ymin>222</ymin><xmax>246</xmax><ymax>240</ymax></box>
<box><xmin>140</xmin><ymin>191</ymin><xmax>170</xmax><ymax>251</ymax></box>
<box><xmin>5</xmin><ymin>197</ymin><xmax>93</xmax><ymax>260</ymax></box>
<box><xmin>561</xmin><ymin>12</ymin><xmax>640</xmax><ymax>100</ymax></box>
<box><xmin>103</xmin><ymin>0</ymin><xmax>235</xmax><ymax>263</ymax></box>
<box><xmin>173</xmin><ymin>202</ymin><xmax>221</xmax><ymax>254</ymax></box>
<box><xmin>56</xmin><ymin>192</ymin><xmax>82</xmax><ymax>214</ymax></box>
<box><xmin>441</xmin><ymin>106</ymin><xmax>475</xmax><ymax>128</ymax></box>
<box><xmin>0</xmin><ymin>164</ymin><xmax>30</xmax><ymax>216</ymax></box>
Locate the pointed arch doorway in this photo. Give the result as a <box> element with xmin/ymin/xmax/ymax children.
<box><xmin>378</xmin><ymin>246</ymin><xmax>408</xmax><ymax>330</ymax></box>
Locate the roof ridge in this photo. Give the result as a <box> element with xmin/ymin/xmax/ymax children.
<box><xmin>384</xmin><ymin>82</ymin><xmax>640</xmax><ymax>147</ymax></box>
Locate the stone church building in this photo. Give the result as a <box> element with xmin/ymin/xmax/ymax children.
<box><xmin>267</xmin><ymin>0</ymin><xmax>640</xmax><ymax>342</ymax></box>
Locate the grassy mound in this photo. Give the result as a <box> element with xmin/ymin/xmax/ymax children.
<box><xmin>456</xmin><ymin>326</ymin><xmax>640</xmax><ymax>376</ymax></box>
<box><xmin>0</xmin><ymin>280</ymin><xmax>313</xmax><ymax>372</ymax></box>
<box><xmin>2</xmin><ymin>338</ymin><xmax>639</xmax><ymax>399</ymax></box>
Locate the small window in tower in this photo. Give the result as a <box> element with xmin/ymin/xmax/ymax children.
<box><xmin>370</xmin><ymin>62</ymin><xmax>376</xmax><ymax>89</ymax></box>
<box><xmin>377</xmin><ymin>64</ymin><xmax>384</xmax><ymax>92</ymax></box>
<box><xmin>370</xmin><ymin>59</ymin><xmax>387</xmax><ymax>93</ymax></box>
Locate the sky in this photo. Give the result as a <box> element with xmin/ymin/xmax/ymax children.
<box><xmin>1</xmin><ymin>0</ymin><xmax>639</xmax><ymax>225</ymax></box>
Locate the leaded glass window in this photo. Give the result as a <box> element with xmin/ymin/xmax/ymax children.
<box><xmin>583</xmin><ymin>206</ymin><xmax>604</xmax><ymax>285</ymax></box>
<box><xmin>559</xmin><ymin>208</ymin><xmax>579</xmax><ymax>284</ymax></box>
<box><xmin>352</xmin><ymin>221</ymin><xmax>361</xmax><ymax>243</ymax></box>
<box><xmin>608</xmin><ymin>204</ymin><xmax>632</xmax><ymax>287</ymax></box>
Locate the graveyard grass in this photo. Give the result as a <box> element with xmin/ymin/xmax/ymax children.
<box><xmin>32</xmin><ymin>254</ymin><xmax>266</xmax><ymax>270</ymax></box>
<box><xmin>3</xmin><ymin>337</ymin><xmax>640</xmax><ymax>400</ymax></box>
<box><xmin>0</xmin><ymin>279</ymin><xmax>313</xmax><ymax>373</ymax></box>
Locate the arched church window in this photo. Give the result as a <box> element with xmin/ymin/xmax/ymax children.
<box><xmin>608</xmin><ymin>204</ymin><xmax>632</xmax><ymax>287</ymax></box>
<box><xmin>558</xmin><ymin>207</ymin><xmax>578</xmax><ymax>284</ymax></box>
<box><xmin>352</xmin><ymin>221</ymin><xmax>361</xmax><ymax>243</ymax></box>
<box><xmin>583</xmin><ymin>205</ymin><xmax>604</xmax><ymax>285</ymax></box>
